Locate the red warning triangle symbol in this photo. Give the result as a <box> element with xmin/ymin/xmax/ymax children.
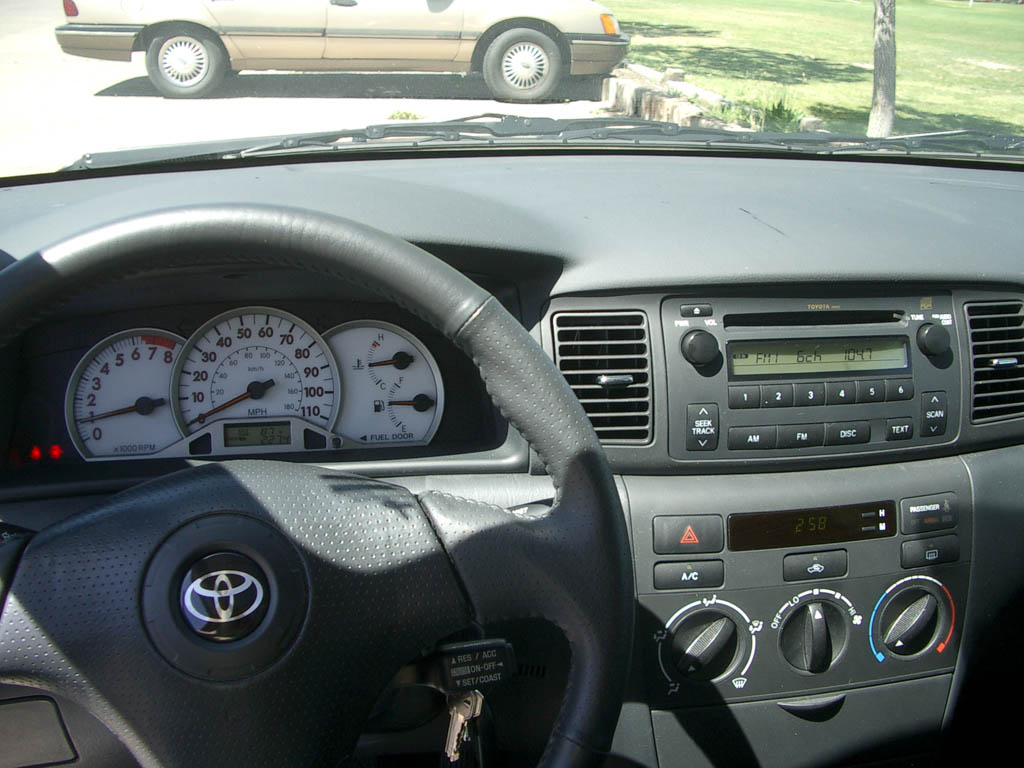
<box><xmin>680</xmin><ymin>525</ymin><xmax>700</xmax><ymax>545</ymax></box>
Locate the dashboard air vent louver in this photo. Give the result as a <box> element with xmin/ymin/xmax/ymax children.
<box><xmin>966</xmin><ymin>301</ymin><xmax>1024</xmax><ymax>422</ymax></box>
<box><xmin>552</xmin><ymin>311</ymin><xmax>652</xmax><ymax>444</ymax></box>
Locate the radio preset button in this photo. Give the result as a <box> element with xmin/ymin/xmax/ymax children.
<box><xmin>686</xmin><ymin>403</ymin><xmax>719</xmax><ymax>451</ymax></box>
<box><xmin>727</xmin><ymin>425</ymin><xmax>777</xmax><ymax>450</ymax></box>
<box><xmin>886</xmin><ymin>418</ymin><xmax>914</xmax><ymax>441</ymax></box>
<box><xmin>794</xmin><ymin>382</ymin><xmax>825</xmax><ymax>407</ymax></box>
<box><xmin>777</xmin><ymin>423</ymin><xmax>825</xmax><ymax>449</ymax></box>
<box><xmin>825</xmin><ymin>381</ymin><xmax>856</xmax><ymax>405</ymax></box>
<box><xmin>856</xmin><ymin>380</ymin><xmax>886</xmax><ymax>403</ymax></box>
<box><xmin>762</xmin><ymin>384</ymin><xmax>794</xmax><ymax>408</ymax></box>
<box><xmin>653</xmin><ymin>515</ymin><xmax>724</xmax><ymax>555</ymax></box>
<box><xmin>824</xmin><ymin>421</ymin><xmax>870</xmax><ymax>445</ymax></box>
<box><xmin>886</xmin><ymin>379</ymin><xmax>915</xmax><ymax>401</ymax></box>
<box><xmin>654</xmin><ymin>560</ymin><xmax>724</xmax><ymax>590</ymax></box>
<box><xmin>728</xmin><ymin>385</ymin><xmax>761</xmax><ymax>409</ymax></box>
<box><xmin>922</xmin><ymin>391</ymin><xmax>948</xmax><ymax>437</ymax></box>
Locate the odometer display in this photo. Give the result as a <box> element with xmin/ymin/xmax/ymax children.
<box><xmin>173</xmin><ymin>307</ymin><xmax>338</xmax><ymax>435</ymax></box>
<box><xmin>223</xmin><ymin>421</ymin><xmax>291</xmax><ymax>447</ymax></box>
<box><xmin>728</xmin><ymin>336</ymin><xmax>908</xmax><ymax>377</ymax></box>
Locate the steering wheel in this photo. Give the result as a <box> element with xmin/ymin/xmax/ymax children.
<box><xmin>0</xmin><ymin>206</ymin><xmax>634</xmax><ymax>767</ymax></box>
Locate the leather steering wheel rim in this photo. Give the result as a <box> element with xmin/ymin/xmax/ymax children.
<box><xmin>0</xmin><ymin>205</ymin><xmax>634</xmax><ymax>767</ymax></box>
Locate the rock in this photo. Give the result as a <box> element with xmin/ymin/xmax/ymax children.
<box><xmin>664</xmin><ymin>67</ymin><xmax>686</xmax><ymax>82</ymax></box>
<box><xmin>799</xmin><ymin>116</ymin><xmax>827</xmax><ymax>132</ymax></box>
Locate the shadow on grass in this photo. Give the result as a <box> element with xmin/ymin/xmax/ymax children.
<box><xmin>620</xmin><ymin>21</ymin><xmax>717</xmax><ymax>38</ymax></box>
<box><xmin>809</xmin><ymin>103</ymin><xmax>1024</xmax><ymax>136</ymax></box>
<box><xmin>631</xmin><ymin>44</ymin><xmax>870</xmax><ymax>85</ymax></box>
<box><xmin>95</xmin><ymin>71</ymin><xmax>604</xmax><ymax>102</ymax></box>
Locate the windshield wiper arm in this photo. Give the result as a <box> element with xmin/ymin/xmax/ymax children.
<box><xmin>65</xmin><ymin>117</ymin><xmax>1024</xmax><ymax>171</ymax></box>
<box><xmin>829</xmin><ymin>129</ymin><xmax>1024</xmax><ymax>157</ymax></box>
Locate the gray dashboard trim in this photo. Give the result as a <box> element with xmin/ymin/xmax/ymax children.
<box><xmin>1</xmin><ymin>156</ymin><xmax>1022</xmax><ymax>297</ymax></box>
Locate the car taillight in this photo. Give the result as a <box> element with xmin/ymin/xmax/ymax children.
<box><xmin>63</xmin><ymin>0</ymin><xmax>79</xmax><ymax>17</ymax></box>
<box><xmin>600</xmin><ymin>14</ymin><xmax>619</xmax><ymax>35</ymax></box>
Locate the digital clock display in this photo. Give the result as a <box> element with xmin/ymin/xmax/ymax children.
<box><xmin>223</xmin><ymin>421</ymin><xmax>292</xmax><ymax>448</ymax></box>
<box><xmin>728</xmin><ymin>336</ymin><xmax>908</xmax><ymax>377</ymax></box>
<box><xmin>728</xmin><ymin>500</ymin><xmax>897</xmax><ymax>551</ymax></box>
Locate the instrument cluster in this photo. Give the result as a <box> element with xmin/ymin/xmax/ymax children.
<box><xmin>64</xmin><ymin>306</ymin><xmax>445</xmax><ymax>461</ymax></box>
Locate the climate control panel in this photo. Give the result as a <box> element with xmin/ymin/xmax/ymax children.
<box><xmin>626</xmin><ymin>458</ymin><xmax>971</xmax><ymax>707</ymax></box>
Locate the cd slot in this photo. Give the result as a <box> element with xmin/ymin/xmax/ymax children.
<box><xmin>724</xmin><ymin>310</ymin><xmax>905</xmax><ymax>328</ymax></box>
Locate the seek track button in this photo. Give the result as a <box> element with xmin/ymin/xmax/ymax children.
<box><xmin>686</xmin><ymin>403</ymin><xmax>720</xmax><ymax>451</ymax></box>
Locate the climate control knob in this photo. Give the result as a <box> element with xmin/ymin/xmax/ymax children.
<box><xmin>779</xmin><ymin>601</ymin><xmax>848</xmax><ymax>673</ymax></box>
<box><xmin>680</xmin><ymin>330</ymin><xmax>720</xmax><ymax>367</ymax></box>
<box><xmin>880</xmin><ymin>588</ymin><xmax>940</xmax><ymax>656</ymax></box>
<box><xmin>670</xmin><ymin>610</ymin><xmax>739</xmax><ymax>681</ymax></box>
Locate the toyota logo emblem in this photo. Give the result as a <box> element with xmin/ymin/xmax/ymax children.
<box><xmin>179</xmin><ymin>552</ymin><xmax>269</xmax><ymax>642</ymax></box>
<box><xmin>183</xmin><ymin>570</ymin><xmax>264</xmax><ymax>623</ymax></box>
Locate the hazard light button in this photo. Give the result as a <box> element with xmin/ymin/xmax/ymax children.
<box><xmin>653</xmin><ymin>515</ymin><xmax>725</xmax><ymax>555</ymax></box>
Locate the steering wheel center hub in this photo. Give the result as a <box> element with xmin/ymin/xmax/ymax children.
<box><xmin>180</xmin><ymin>551</ymin><xmax>269</xmax><ymax>642</ymax></box>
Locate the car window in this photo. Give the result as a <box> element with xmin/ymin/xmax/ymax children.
<box><xmin>1</xmin><ymin>0</ymin><xmax>1020</xmax><ymax>177</ymax></box>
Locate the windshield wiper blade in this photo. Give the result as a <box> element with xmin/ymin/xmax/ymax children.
<box><xmin>65</xmin><ymin>117</ymin><xmax>1024</xmax><ymax>171</ymax></box>
<box><xmin>829</xmin><ymin>129</ymin><xmax>1024</xmax><ymax>157</ymax></box>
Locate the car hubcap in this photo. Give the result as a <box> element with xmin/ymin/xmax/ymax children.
<box><xmin>159</xmin><ymin>37</ymin><xmax>209</xmax><ymax>86</ymax></box>
<box><xmin>501</xmin><ymin>42</ymin><xmax>549</xmax><ymax>90</ymax></box>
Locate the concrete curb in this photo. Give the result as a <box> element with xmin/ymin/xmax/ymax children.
<box><xmin>601</xmin><ymin>76</ymin><xmax>733</xmax><ymax>130</ymax></box>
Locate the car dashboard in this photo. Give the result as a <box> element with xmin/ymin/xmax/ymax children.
<box><xmin>1</xmin><ymin>151</ymin><xmax>1023</xmax><ymax>767</ymax></box>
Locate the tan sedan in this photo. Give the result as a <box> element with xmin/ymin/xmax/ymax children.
<box><xmin>55</xmin><ymin>0</ymin><xmax>629</xmax><ymax>102</ymax></box>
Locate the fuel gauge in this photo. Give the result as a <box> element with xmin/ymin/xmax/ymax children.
<box><xmin>325</xmin><ymin>321</ymin><xmax>444</xmax><ymax>445</ymax></box>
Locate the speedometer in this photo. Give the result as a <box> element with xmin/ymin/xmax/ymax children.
<box><xmin>173</xmin><ymin>307</ymin><xmax>338</xmax><ymax>435</ymax></box>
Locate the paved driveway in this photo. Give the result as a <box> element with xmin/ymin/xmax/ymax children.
<box><xmin>0</xmin><ymin>0</ymin><xmax>608</xmax><ymax>178</ymax></box>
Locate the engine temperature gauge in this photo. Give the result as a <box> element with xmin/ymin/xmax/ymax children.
<box><xmin>325</xmin><ymin>321</ymin><xmax>444</xmax><ymax>445</ymax></box>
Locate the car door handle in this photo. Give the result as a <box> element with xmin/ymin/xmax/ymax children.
<box><xmin>330</xmin><ymin>0</ymin><xmax>358</xmax><ymax>6</ymax></box>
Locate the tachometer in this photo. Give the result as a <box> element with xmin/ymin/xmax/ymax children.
<box><xmin>173</xmin><ymin>307</ymin><xmax>338</xmax><ymax>435</ymax></box>
<box><xmin>65</xmin><ymin>329</ymin><xmax>185</xmax><ymax>459</ymax></box>
<box><xmin>325</xmin><ymin>321</ymin><xmax>444</xmax><ymax>445</ymax></box>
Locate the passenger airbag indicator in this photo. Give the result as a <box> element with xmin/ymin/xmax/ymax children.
<box><xmin>729</xmin><ymin>500</ymin><xmax>897</xmax><ymax>551</ymax></box>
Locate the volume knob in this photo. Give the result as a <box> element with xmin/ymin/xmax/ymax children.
<box><xmin>917</xmin><ymin>323</ymin><xmax>951</xmax><ymax>357</ymax></box>
<box><xmin>680</xmin><ymin>330</ymin><xmax>720</xmax><ymax>367</ymax></box>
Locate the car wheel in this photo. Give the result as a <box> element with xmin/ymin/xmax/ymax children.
<box><xmin>482</xmin><ymin>28</ymin><xmax>564</xmax><ymax>103</ymax></box>
<box><xmin>145</xmin><ymin>29</ymin><xmax>228</xmax><ymax>99</ymax></box>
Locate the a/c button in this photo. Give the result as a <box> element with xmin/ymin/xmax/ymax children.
<box><xmin>654</xmin><ymin>560</ymin><xmax>725</xmax><ymax>590</ymax></box>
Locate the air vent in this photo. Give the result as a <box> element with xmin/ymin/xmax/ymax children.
<box><xmin>552</xmin><ymin>311</ymin><xmax>652</xmax><ymax>444</ymax></box>
<box><xmin>966</xmin><ymin>301</ymin><xmax>1024</xmax><ymax>422</ymax></box>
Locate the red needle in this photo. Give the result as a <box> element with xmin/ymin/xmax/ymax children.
<box><xmin>78</xmin><ymin>397</ymin><xmax>166</xmax><ymax>424</ymax></box>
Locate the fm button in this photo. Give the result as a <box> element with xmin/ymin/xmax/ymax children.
<box><xmin>686</xmin><ymin>403</ymin><xmax>719</xmax><ymax>451</ymax></box>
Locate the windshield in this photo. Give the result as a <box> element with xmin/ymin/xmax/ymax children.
<box><xmin>3</xmin><ymin>0</ymin><xmax>1022</xmax><ymax>177</ymax></box>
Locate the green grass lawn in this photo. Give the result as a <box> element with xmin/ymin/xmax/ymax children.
<box><xmin>604</xmin><ymin>0</ymin><xmax>1024</xmax><ymax>135</ymax></box>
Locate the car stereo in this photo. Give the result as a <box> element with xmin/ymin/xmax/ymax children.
<box><xmin>661</xmin><ymin>294</ymin><xmax>960</xmax><ymax>461</ymax></box>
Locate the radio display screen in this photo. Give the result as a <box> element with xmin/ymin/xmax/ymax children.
<box><xmin>728</xmin><ymin>501</ymin><xmax>897</xmax><ymax>551</ymax></box>
<box><xmin>728</xmin><ymin>336</ymin><xmax>908</xmax><ymax>377</ymax></box>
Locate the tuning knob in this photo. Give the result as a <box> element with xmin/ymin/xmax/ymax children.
<box><xmin>917</xmin><ymin>323</ymin><xmax>951</xmax><ymax>357</ymax></box>
<box><xmin>670</xmin><ymin>611</ymin><xmax>739</xmax><ymax>681</ymax></box>
<box><xmin>680</xmin><ymin>330</ymin><xmax>720</xmax><ymax>367</ymax></box>
<box><xmin>880</xmin><ymin>589</ymin><xmax>940</xmax><ymax>656</ymax></box>
<box><xmin>779</xmin><ymin>601</ymin><xmax>848</xmax><ymax>673</ymax></box>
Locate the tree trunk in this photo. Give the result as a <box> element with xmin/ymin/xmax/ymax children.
<box><xmin>868</xmin><ymin>0</ymin><xmax>896</xmax><ymax>138</ymax></box>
